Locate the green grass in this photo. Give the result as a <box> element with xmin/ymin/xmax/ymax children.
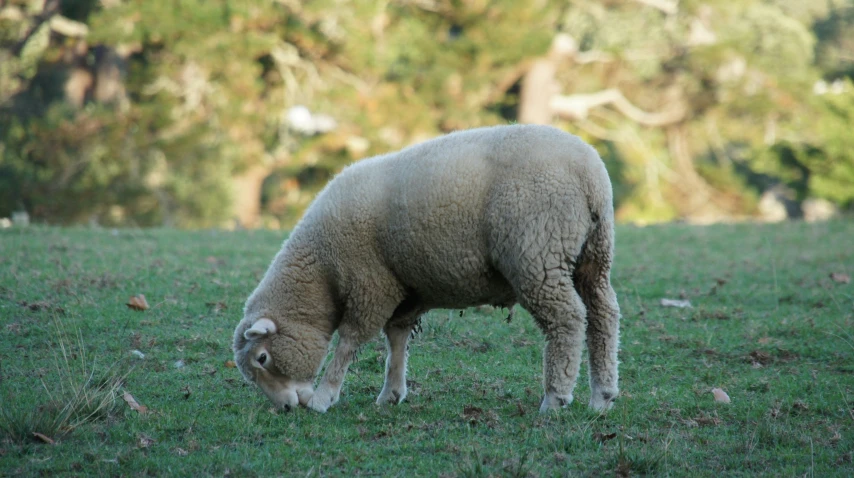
<box><xmin>0</xmin><ymin>222</ymin><xmax>852</xmax><ymax>476</ymax></box>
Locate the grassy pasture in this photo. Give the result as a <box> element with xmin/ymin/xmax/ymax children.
<box><xmin>0</xmin><ymin>222</ymin><xmax>852</xmax><ymax>476</ymax></box>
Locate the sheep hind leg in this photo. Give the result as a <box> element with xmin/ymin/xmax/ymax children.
<box><xmin>584</xmin><ymin>282</ymin><xmax>619</xmax><ymax>411</ymax></box>
<box><xmin>376</xmin><ymin>324</ymin><xmax>414</xmax><ymax>405</ymax></box>
<box><xmin>492</xmin><ymin>219</ymin><xmax>588</xmax><ymax>412</ymax></box>
<box><xmin>529</xmin><ymin>292</ymin><xmax>588</xmax><ymax>413</ymax></box>
<box><xmin>576</xmin><ymin>268</ymin><xmax>620</xmax><ymax>412</ymax></box>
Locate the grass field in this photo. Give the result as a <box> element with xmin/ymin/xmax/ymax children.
<box><xmin>0</xmin><ymin>221</ymin><xmax>852</xmax><ymax>476</ymax></box>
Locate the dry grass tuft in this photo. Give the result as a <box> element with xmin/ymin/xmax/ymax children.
<box><xmin>0</xmin><ymin>320</ymin><xmax>126</xmax><ymax>443</ymax></box>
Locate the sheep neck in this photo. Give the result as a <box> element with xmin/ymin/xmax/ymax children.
<box><xmin>245</xmin><ymin>238</ymin><xmax>335</xmax><ymax>335</ymax></box>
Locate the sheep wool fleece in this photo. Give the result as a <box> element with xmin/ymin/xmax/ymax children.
<box><xmin>233</xmin><ymin>124</ymin><xmax>621</xmax><ymax>413</ymax></box>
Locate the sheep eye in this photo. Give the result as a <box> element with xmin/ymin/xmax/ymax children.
<box><xmin>257</xmin><ymin>353</ymin><xmax>267</xmax><ymax>365</ymax></box>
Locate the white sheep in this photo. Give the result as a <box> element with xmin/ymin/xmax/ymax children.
<box><xmin>233</xmin><ymin>124</ymin><xmax>621</xmax><ymax>413</ymax></box>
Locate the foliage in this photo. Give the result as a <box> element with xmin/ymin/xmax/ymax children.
<box><xmin>0</xmin><ymin>100</ymin><xmax>228</xmax><ymax>226</ymax></box>
<box><xmin>0</xmin><ymin>224</ymin><xmax>852</xmax><ymax>474</ymax></box>
<box><xmin>1</xmin><ymin>0</ymin><xmax>853</xmax><ymax>227</ymax></box>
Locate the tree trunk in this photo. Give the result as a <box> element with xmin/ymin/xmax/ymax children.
<box><xmin>92</xmin><ymin>46</ymin><xmax>127</xmax><ymax>105</ymax></box>
<box><xmin>665</xmin><ymin>124</ymin><xmax>729</xmax><ymax>222</ymax></box>
<box><xmin>518</xmin><ymin>58</ymin><xmax>559</xmax><ymax>124</ymax></box>
<box><xmin>231</xmin><ymin>164</ymin><xmax>271</xmax><ymax>229</ymax></box>
<box><xmin>518</xmin><ymin>34</ymin><xmax>578</xmax><ymax>124</ymax></box>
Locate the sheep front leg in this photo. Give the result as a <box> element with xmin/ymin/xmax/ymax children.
<box><xmin>377</xmin><ymin>325</ymin><xmax>412</xmax><ymax>405</ymax></box>
<box><xmin>306</xmin><ymin>337</ymin><xmax>359</xmax><ymax>413</ymax></box>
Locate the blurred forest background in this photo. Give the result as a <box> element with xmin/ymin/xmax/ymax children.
<box><xmin>1</xmin><ymin>0</ymin><xmax>853</xmax><ymax>229</ymax></box>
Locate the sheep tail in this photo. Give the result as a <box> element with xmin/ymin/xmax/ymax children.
<box><xmin>577</xmin><ymin>161</ymin><xmax>616</xmax><ymax>280</ymax></box>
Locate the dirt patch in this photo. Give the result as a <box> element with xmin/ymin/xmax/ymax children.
<box><xmin>747</xmin><ymin>348</ymin><xmax>800</xmax><ymax>366</ymax></box>
<box><xmin>18</xmin><ymin>300</ymin><xmax>65</xmax><ymax>315</ymax></box>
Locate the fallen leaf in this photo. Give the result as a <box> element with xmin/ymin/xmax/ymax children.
<box><xmin>175</xmin><ymin>447</ymin><xmax>189</xmax><ymax>456</ymax></box>
<box><xmin>757</xmin><ymin>337</ymin><xmax>772</xmax><ymax>345</ymax></box>
<box><xmin>224</xmin><ymin>360</ymin><xmax>236</xmax><ymax>368</ymax></box>
<box><xmin>660</xmin><ymin>298</ymin><xmax>692</xmax><ymax>308</ymax></box>
<box><xmin>830</xmin><ymin>272</ymin><xmax>851</xmax><ymax>284</ymax></box>
<box><xmin>515</xmin><ymin>401</ymin><xmax>526</xmax><ymax>417</ymax></box>
<box><xmin>123</xmin><ymin>391</ymin><xmax>148</xmax><ymax>413</ymax></box>
<box><xmin>712</xmin><ymin>388</ymin><xmax>731</xmax><ymax>404</ymax></box>
<box><xmin>593</xmin><ymin>432</ymin><xmax>617</xmax><ymax>443</ymax></box>
<box><xmin>126</xmin><ymin>294</ymin><xmax>150</xmax><ymax>311</ymax></box>
<box><xmin>32</xmin><ymin>432</ymin><xmax>55</xmax><ymax>445</ymax></box>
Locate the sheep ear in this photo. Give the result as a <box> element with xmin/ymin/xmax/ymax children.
<box><xmin>244</xmin><ymin>318</ymin><xmax>277</xmax><ymax>340</ymax></box>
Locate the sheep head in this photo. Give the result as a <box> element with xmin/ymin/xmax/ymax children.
<box><xmin>232</xmin><ymin>317</ymin><xmax>328</xmax><ymax>410</ymax></box>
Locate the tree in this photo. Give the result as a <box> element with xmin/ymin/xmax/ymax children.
<box><xmin>1</xmin><ymin>0</ymin><xmax>851</xmax><ymax>227</ymax></box>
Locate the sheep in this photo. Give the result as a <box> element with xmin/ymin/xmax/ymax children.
<box><xmin>232</xmin><ymin>124</ymin><xmax>621</xmax><ymax>413</ymax></box>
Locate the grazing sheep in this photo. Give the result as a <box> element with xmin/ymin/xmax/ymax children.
<box><xmin>233</xmin><ymin>124</ymin><xmax>620</xmax><ymax>413</ymax></box>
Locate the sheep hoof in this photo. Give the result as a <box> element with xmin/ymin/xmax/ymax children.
<box><xmin>297</xmin><ymin>387</ymin><xmax>314</xmax><ymax>407</ymax></box>
<box><xmin>306</xmin><ymin>398</ymin><xmax>329</xmax><ymax>413</ymax></box>
<box><xmin>376</xmin><ymin>387</ymin><xmax>407</xmax><ymax>405</ymax></box>
<box><xmin>306</xmin><ymin>389</ymin><xmax>334</xmax><ymax>413</ymax></box>
<box><xmin>539</xmin><ymin>393</ymin><xmax>573</xmax><ymax>413</ymax></box>
<box><xmin>589</xmin><ymin>390</ymin><xmax>617</xmax><ymax>412</ymax></box>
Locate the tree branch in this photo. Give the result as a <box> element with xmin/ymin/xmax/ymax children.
<box><xmin>550</xmin><ymin>88</ymin><xmax>685</xmax><ymax>127</ymax></box>
<box><xmin>572</xmin><ymin>119</ymin><xmax>624</xmax><ymax>142</ymax></box>
<box><xmin>49</xmin><ymin>15</ymin><xmax>89</xmax><ymax>37</ymax></box>
<box><xmin>575</xmin><ymin>50</ymin><xmax>615</xmax><ymax>64</ymax></box>
<box><xmin>630</xmin><ymin>0</ymin><xmax>679</xmax><ymax>15</ymax></box>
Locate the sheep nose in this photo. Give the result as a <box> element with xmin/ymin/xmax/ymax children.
<box><xmin>283</xmin><ymin>404</ymin><xmax>292</xmax><ymax>412</ymax></box>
